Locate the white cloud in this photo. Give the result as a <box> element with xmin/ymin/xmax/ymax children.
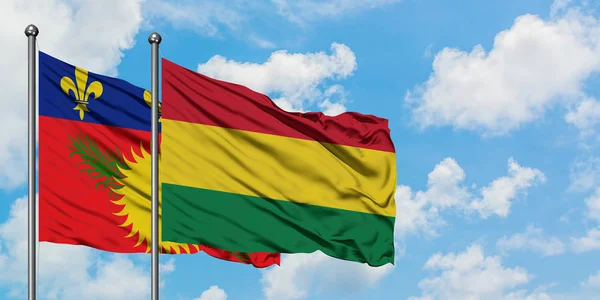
<box><xmin>469</xmin><ymin>158</ymin><xmax>546</xmax><ymax>218</ymax></box>
<box><xmin>393</xmin><ymin>158</ymin><xmax>467</xmax><ymax>238</ymax></box>
<box><xmin>66</xmin><ymin>255</ymin><xmax>150</xmax><ymax>300</ymax></box>
<box><xmin>272</xmin><ymin>0</ymin><xmax>401</xmax><ymax>25</ymax></box>
<box><xmin>0</xmin><ymin>195</ymin><xmax>165</xmax><ymax>299</ymax></box>
<box><xmin>406</xmin><ymin>4</ymin><xmax>600</xmax><ymax>135</ymax></box>
<box><xmin>571</xmin><ymin>228</ymin><xmax>600</xmax><ymax>253</ymax></box>
<box><xmin>194</xmin><ymin>285</ymin><xmax>228</xmax><ymax>300</ymax></box>
<box><xmin>318</xmin><ymin>99</ymin><xmax>347</xmax><ymax>116</ymax></box>
<box><xmin>317</xmin><ymin>85</ymin><xmax>348</xmax><ymax>116</ymax></box>
<box><xmin>530</xmin><ymin>271</ymin><xmax>600</xmax><ymax>299</ymax></box>
<box><xmin>160</xmin><ymin>257</ymin><xmax>176</xmax><ymax>273</ymax></box>
<box><xmin>550</xmin><ymin>0</ymin><xmax>575</xmax><ymax>17</ymax></box>
<box><xmin>409</xmin><ymin>244</ymin><xmax>543</xmax><ymax>300</ymax></box>
<box><xmin>260</xmin><ymin>251</ymin><xmax>394</xmax><ymax>300</ymax></box>
<box><xmin>504</xmin><ymin>289</ymin><xmax>553</xmax><ymax>300</ymax></box>
<box><xmin>248</xmin><ymin>35</ymin><xmax>277</xmax><ymax>49</ymax></box>
<box><xmin>424</xmin><ymin>44</ymin><xmax>434</xmax><ymax>58</ymax></box>
<box><xmin>143</xmin><ymin>0</ymin><xmax>243</xmax><ymax>37</ymax></box>
<box><xmin>565</xmin><ymin>97</ymin><xmax>600</xmax><ymax>137</ymax></box>
<box><xmin>585</xmin><ymin>188</ymin><xmax>600</xmax><ymax>222</ymax></box>
<box><xmin>158</xmin><ymin>257</ymin><xmax>176</xmax><ymax>288</ymax></box>
<box><xmin>0</xmin><ymin>0</ymin><xmax>144</xmax><ymax>189</ymax></box>
<box><xmin>197</xmin><ymin>42</ymin><xmax>357</xmax><ymax>113</ymax></box>
<box><xmin>394</xmin><ymin>185</ymin><xmax>445</xmax><ymax>238</ymax></box>
<box><xmin>395</xmin><ymin>157</ymin><xmax>545</xmax><ymax>238</ymax></box>
<box><xmin>570</xmin><ymin>188</ymin><xmax>600</xmax><ymax>253</ymax></box>
<box><xmin>569</xmin><ymin>156</ymin><xmax>600</xmax><ymax>192</ymax></box>
<box><xmin>496</xmin><ymin>225</ymin><xmax>566</xmax><ymax>257</ymax></box>
<box><xmin>581</xmin><ymin>270</ymin><xmax>600</xmax><ymax>289</ymax></box>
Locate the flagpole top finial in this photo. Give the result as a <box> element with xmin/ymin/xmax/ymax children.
<box><xmin>24</xmin><ymin>24</ymin><xmax>39</xmax><ymax>37</ymax></box>
<box><xmin>148</xmin><ymin>32</ymin><xmax>162</xmax><ymax>44</ymax></box>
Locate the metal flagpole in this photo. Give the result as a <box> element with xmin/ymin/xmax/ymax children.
<box><xmin>25</xmin><ymin>24</ymin><xmax>39</xmax><ymax>300</ymax></box>
<box><xmin>149</xmin><ymin>32</ymin><xmax>162</xmax><ymax>300</ymax></box>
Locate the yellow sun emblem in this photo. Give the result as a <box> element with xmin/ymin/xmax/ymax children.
<box><xmin>111</xmin><ymin>144</ymin><xmax>199</xmax><ymax>254</ymax></box>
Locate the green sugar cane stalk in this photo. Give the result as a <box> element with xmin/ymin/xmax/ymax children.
<box><xmin>67</xmin><ymin>134</ymin><xmax>131</xmax><ymax>198</ymax></box>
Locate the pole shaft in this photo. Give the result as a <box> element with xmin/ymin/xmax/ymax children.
<box><xmin>149</xmin><ymin>33</ymin><xmax>161</xmax><ymax>300</ymax></box>
<box><xmin>25</xmin><ymin>24</ymin><xmax>39</xmax><ymax>300</ymax></box>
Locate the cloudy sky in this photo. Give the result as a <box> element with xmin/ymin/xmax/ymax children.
<box><xmin>1</xmin><ymin>0</ymin><xmax>600</xmax><ymax>299</ymax></box>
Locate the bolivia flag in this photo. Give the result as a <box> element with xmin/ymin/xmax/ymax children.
<box><xmin>38</xmin><ymin>51</ymin><xmax>279</xmax><ymax>268</ymax></box>
<box><xmin>160</xmin><ymin>59</ymin><xmax>397</xmax><ymax>267</ymax></box>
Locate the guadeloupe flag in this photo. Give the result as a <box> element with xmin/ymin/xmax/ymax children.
<box><xmin>160</xmin><ymin>58</ymin><xmax>397</xmax><ymax>267</ymax></box>
<box><xmin>38</xmin><ymin>51</ymin><xmax>280</xmax><ymax>267</ymax></box>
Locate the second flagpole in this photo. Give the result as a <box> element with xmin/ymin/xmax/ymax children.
<box><xmin>149</xmin><ymin>32</ymin><xmax>162</xmax><ymax>300</ymax></box>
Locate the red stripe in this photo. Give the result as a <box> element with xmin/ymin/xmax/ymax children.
<box><xmin>161</xmin><ymin>58</ymin><xmax>395</xmax><ymax>153</ymax></box>
<box><xmin>39</xmin><ymin>116</ymin><xmax>279</xmax><ymax>267</ymax></box>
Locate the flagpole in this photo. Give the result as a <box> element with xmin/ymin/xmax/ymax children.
<box><xmin>149</xmin><ymin>32</ymin><xmax>162</xmax><ymax>300</ymax></box>
<box><xmin>25</xmin><ymin>24</ymin><xmax>39</xmax><ymax>300</ymax></box>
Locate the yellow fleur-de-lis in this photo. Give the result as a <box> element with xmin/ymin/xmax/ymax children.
<box><xmin>144</xmin><ymin>90</ymin><xmax>162</xmax><ymax>122</ymax></box>
<box><xmin>60</xmin><ymin>66</ymin><xmax>103</xmax><ymax>120</ymax></box>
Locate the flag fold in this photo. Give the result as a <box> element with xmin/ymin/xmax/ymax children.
<box><xmin>160</xmin><ymin>58</ymin><xmax>397</xmax><ymax>267</ymax></box>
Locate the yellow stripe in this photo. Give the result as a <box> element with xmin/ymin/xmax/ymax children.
<box><xmin>161</xmin><ymin>120</ymin><xmax>397</xmax><ymax>217</ymax></box>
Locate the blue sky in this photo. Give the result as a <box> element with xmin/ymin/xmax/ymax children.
<box><xmin>1</xmin><ymin>0</ymin><xmax>600</xmax><ymax>299</ymax></box>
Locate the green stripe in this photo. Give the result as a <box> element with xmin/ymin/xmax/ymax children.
<box><xmin>161</xmin><ymin>183</ymin><xmax>395</xmax><ymax>266</ymax></box>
